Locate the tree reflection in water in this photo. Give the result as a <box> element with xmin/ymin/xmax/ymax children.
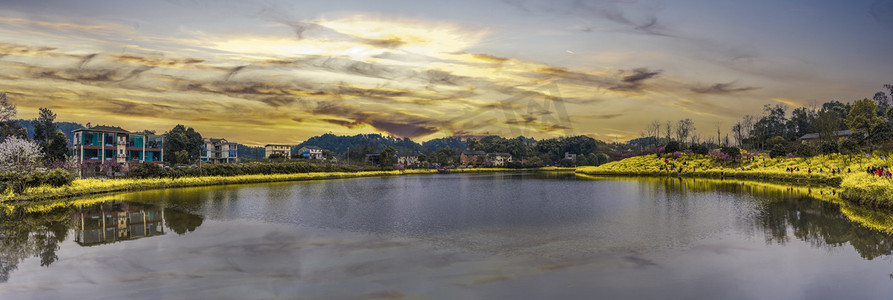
<box><xmin>0</xmin><ymin>201</ymin><xmax>203</xmax><ymax>282</ymax></box>
<box><xmin>655</xmin><ymin>177</ymin><xmax>893</xmax><ymax>260</ymax></box>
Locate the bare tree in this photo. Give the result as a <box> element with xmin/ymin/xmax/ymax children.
<box><xmin>664</xmin><ymin>120</ymin><xmax>672</xmax><ymax>143</ymax></box>
<box><xmin>675</xmin><ymin>118</ymin><xmax>694</xmax><ymax>145</ymax></box>
<box><xmin>646</xmin><ymin>121</ymin><xmax>661</xmax><ymax>148</ymax></box>
<box><xmin>742</xmin><ymin>115</ymin><xmax>755</xmax><ymax>149</ymax></box>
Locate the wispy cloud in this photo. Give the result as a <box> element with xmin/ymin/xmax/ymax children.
<box><xmin>690</xmin><ymin>81</ymin><xmax>760</xmax><ymax>94</ymax></box>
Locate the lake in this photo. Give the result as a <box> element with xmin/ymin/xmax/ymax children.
<box><xmin>2</xmin><ymin>172</ymin><xmax>892</xmax><ymax>299</ymax></box>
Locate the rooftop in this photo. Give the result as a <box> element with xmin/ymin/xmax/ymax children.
<box><xmin>73</xmin><ymin>125</ymin><xmax>130</xmax><ymax>134</ymax></box>
<box><xmin>798</xmin><ymin>130</ymin><xmax>852</xmax><ymax>140</ymax></box>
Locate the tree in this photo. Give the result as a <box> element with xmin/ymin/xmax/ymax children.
<box><xmin>0</xmin><ymin>136</ymin><xmax>43</xmax><ymax>193</ymax></box>
<box><xmin>379</xmin><ymin>146</ymin><xmax>396</xmax><ymax>168</ymax></box>
<box><xmin>664</xmin><ymin>140</ymin><xmax>681</xmax><ymax>153</ymax></box>
<box><xmin>31</xmin><ymin>108</ymin><xmax>57</xmax><ymax>148</ymax></box>
<box><xmin>164</xmin><ymin>125</ymin><xmax>203</xmax><ymax>164</ymax></box>
<box><xmin>874</xmin><ymin>91</ymin><xmax>890</xmax><ymax>117</ymax></box>
<box><xmin>787</xmin><ymin>107</ymin><xmax>814</xmax><ymax>140</ymax></box>
<box><xmin>846</xmin><ymin>98</ymin><xmax>885</xmax><ymax>151</ymax></box>
<box><xmin>795</xmin><ymin>142</ymin><xmax>816</xmax><ymax>158</ymax></box>
<box><xmin>0</xmin><ymin>93</ymin><xmax>26</xmax><ymax>142</ymax></box>
<box><xmin>431</xmin><ymin>147</ymin><xmax>457</xmax><ymax>166</ymax></box>
<box><xmin>814</xmin><ymin>110</ymin><xmax>840</xmax><ymax>145</ymax></box>
<box><xmin>46</xmin><ymin>131</ymin><xmax>69</xmax><ymax>162</ymax></box>
<box><xmin>0</xmin><ymin>93</ymin><xmax>13</xmax><ymax>123</ymax></box>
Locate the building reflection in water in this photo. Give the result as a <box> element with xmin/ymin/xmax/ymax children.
<box><xmin>71</xmin><ymin>202</ymin><xmax>166</xmax><ymax>246</ymax></box>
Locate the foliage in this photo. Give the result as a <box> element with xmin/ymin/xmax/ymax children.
<box><xmin>31</xmin><ymin>108</ymin><xmax>57</xmax><ymax>154</ymax></box>
<box><xmin>720</xmin><ymin>146</ymin><xmax>740</xmax><ymax>159</ymax></box>
<box><xmin>689</xmin><ymin>144</ymin><xmax>709</xmax><ymax>155</ymax></box>
<box><xmin>0</xmin><ymin>136</ymin><xmax>43</xmax><ymax>193</ymax></box>
<box><xmin>664</xmin><ymin>141</ymin><xmax>681</xmax><ymax>153</ymax></box>
<box><xmin>795</xmin><ymin>142</ymin><xmax>816</xmax><ymax>157</ymax></box>
<box><xmin>846</xmin><ymin>98</ymin><xmax>885</xmax><ymax>148</ymax></box>
<box><xmin>46</xmin><ymin>131</ymin><xmax>69</xmax><ymax>162</ymax></box>
<box><xmin>164</xmin><ymin>124</ymin><xmax>202</xmax><ymax>164</ymax></box>
<box><xmin>379</xmin><ymin>146</ymin><xmax>396</xmax><ymax>168</ymax></box>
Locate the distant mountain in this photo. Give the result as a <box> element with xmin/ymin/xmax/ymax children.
<box><xmin>420</xmin><ymin>137</ymin><xmax>467</xmax><ymax>153</ymax></box>
<box><xmin>295</xmin><ymin>133</ymin><xmax>421</xmax><ymax>155</ymax></box>
<box><xmin>13</xmin><ymin>119</ymin><xmax>84</xmax><ymax>142</ymax></box>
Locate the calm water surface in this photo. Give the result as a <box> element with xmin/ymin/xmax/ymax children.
<box><xmin>2</xmin><ymin>173</ymin><xmax>893</xmax><ymax>299</ymax></box>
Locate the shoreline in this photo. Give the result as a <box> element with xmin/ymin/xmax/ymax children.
<box><xmin>4</xmin><ymin>167</ymin><xmax>554</xmax><ymax>209</ymax></box>
<box><xmin>576</xmin><ymin>153</ymin><xmax>893</xmax><ymax>209</ymax></box>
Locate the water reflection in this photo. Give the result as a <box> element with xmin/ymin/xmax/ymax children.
<box><xmin>3</xmin><ymin>174</ymin><xmax>893</xmax><ymax>290</ymax></box>
<box><xmin>0</xmin><ymin>200</ymin><xmax>203</xmax><ymax>282</ymax></box>
<box><xmin>622</xmin><ymin>176</ymin><xmax>893</xmax><ymax>260</ymax></box>
<box><xmin>72</xmin><ymin>202</ymin><xmax>166</xmax><ymax>246</ymax></box>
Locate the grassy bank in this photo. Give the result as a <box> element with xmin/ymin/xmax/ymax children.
<box><xmin>577</xmin><ymin>152</ymin><xmax>893</xmax><ymax>207</ymax></box>
<box><xmin>2</xmin><ymin>167</ymin><xmax>544</xmax><ymax>205</ymax></box>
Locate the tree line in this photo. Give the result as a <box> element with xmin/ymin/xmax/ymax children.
<box><xmin>633</xmin><ymin>84</ymin><xmax>893</xmax><ymax>157</ymax></box>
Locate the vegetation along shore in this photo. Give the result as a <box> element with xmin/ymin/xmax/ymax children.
<box><xmin>577</xmin><ymin>151</ymin><xmax>893</xmax><ymax>208</ymax></box>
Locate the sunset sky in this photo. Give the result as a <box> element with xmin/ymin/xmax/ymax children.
<box><xmin>1</xmin><ymin>0</ymin><xmax>891</xmax><ymax>145</ymax></box>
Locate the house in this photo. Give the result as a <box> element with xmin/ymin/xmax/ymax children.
<box><xmin>797</xmin><ymin>130</ymin><xmax>864</xmax><ymax>143</ymax></box>
<box><xmin>460</xmin><ymin>150</ymin><xmax>486</xmax><ymax>166</ymax></box>
<box><xmin>298</xmin><ymin>146</ymin><xmax>325</xmax><ymax>159</ymax></box>
<box><xmin>72</xmin><ymin>125</ymin><xmax>163</xmax><ymax>165</ymax></box>
<box><xmin>397</xmin><ymin>153</ymin><xmax>420</xmax><ymax>167</ymax></box>
<box><xmin>489</xmin><ymin>153</ymin><xmax>513</xmax><ymax>167</ymax></box>
<box><xmin>564</xmin><ymin>152</ymin><xmax>577</xmax><ymax>161</ymax></box>
<box><xmin>201</xmin><ymin>138</ymin><xmax>238</xmax><ymax>163</ymax></box>
<box><xmin>265</xmin><ymin>144</ymin><xmax>291</xmax><ymax>159</ymax></box>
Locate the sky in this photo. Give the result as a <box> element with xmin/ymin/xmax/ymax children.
<box><xmin>0</xmin><ymin>0</ymin><xmax>891</xmax><ymax>146</ymax></box>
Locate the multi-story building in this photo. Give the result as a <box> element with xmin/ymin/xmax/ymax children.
<box><xmin>72</xmin><ymin>126</ymin><xmax>163</xmax><ymax>164</ymax></box>
<box><xmin>297</xmin><ymin>146</ymin><xmax>325</xmax><ymax>159</ymax></box>
<box><xmin>489</xmin><ymin>153</ymin><xmax>513</xmax><ymax>167</ymax></box>
<box><xmin>201</xmin><ymin>138</ymin><xmax>238</xmax><ymax>163</ymax></box>
<box><xmin>397</xmin><ymin>154</ymin><xmax>420</xmax><ymax>167</ymax></box>
<box><xmin>265</xmin><ymin>144</ymin><xmax>292</xmax><ymax>159</ymax></box>
<box><xmin>460</xmin><ymin>150</ymin><xmax>486</xmax><ymax>166</ymax></box>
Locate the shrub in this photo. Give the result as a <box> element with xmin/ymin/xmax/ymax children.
<box><xmin>770</xmin><ymin>143</ymin><xmax>789</xmax><ymax>158</ymax></box>
<box><xmin>664</xmin><ymin>141</ymin><xmax>681</xmax><ymax>153</ymax></box>
<box><xmin>796</xmin><ymin>143</ymin><xmax>816</xmax><ymax>157</ymax></box>
<box><xmin>689</xmin><ymin>144</ymin><xmax>709</xmax><ymax>155</ymax></box>
<box><xmin>40</xmin><ymin>169</ymin><xmax>74</xmax><ymax>187</ymax></box>
<box><xmin>720</xmin><ymin>146</ymin><xmax>740</xmax><ymax>160</ymax></box>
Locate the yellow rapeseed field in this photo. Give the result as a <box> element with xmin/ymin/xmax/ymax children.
<box><xmin>577</xmin><ymin>152</ymin><xmax>893</xmax><ymax>208</ymax></box>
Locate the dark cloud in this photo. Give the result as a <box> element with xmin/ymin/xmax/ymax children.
<box><xmin>690</xmin><ymin>81</ymin><xmax>760</xmax><ymax>94</ymax></box>
<box><xmin>225</xmin><ymin>65</ymin><xmax>247</xmax><ymax>81</ymax></box>
<box><xmin>112</xmin><ymin>54</ymin><xmax>205</xmax><ymax>68</ymax></box>
<box><xmin>368</xmin><ymin>120</ymin><xmax>438</xmax><ymax>138</ymax></box>
<box><xmin>591</xmin><ymin>113</ymin><xmax>623</xmax><ymax>119</ymax></box>
<box><xmin>567</xmin><ymin>0</ymin><xmax>672</xmax><ymax>37</ymax></box>
<box><xmin>312</xmin><ymin>103</ymin><xmax>439</xmax><ymax>138</ymax></box>
<box><xmin>78</xmin><ymin>53</ymin><xmax>99</xmax><ymax>68</ymax></box>
<box><xmin>609</xmin><ymin>68</ymin><xmax>661</xmax><ymax>92</ymax></box>
<box><xmin>322</xmin><ymin>118</ymin><xmax>361</xmax><ymax>128</ymax></box>
<box><xmin>259</xmin><ymin>97</ymin><xmax>298</xmax><ymax>108</ymax></box>
<box><xmin>357</xmin><ymin>37</ymin><xmax>405</xmax><ymax>49</ymax></box>
<box><xmin>424</xmin><ymin>70</ymin><xmax>469</xmax><ymax>86</ymax></box>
